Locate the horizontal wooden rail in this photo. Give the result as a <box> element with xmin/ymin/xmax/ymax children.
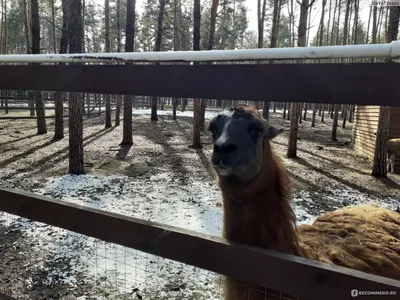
<box><xmin>0</xmin><ymin>64</ymin><xmax>399</xmax><ymax>106</ymax></box>
<box><xmin>0</xmin><ymin>188</ymin><xmax>398</xmax><ymax>300</ymax></box>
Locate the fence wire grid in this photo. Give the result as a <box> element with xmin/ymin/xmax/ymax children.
<box><xmin>0</xmin><ymin>211</ymin><xmax>303</xmax><ymax>300</ymax></box>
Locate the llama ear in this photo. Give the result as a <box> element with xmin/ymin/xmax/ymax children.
<box><xmin>264</xmin><ymin>126</ymin><xmax>284</xmax><ymax>140</ymax></box>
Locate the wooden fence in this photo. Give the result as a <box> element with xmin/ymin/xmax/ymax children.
<box><xmin>0</xmin><ymin>62</ymin><xmax>399</xmax><ymax>300</ymax></box>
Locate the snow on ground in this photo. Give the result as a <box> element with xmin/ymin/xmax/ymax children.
<box><xmin>0</xmin><ymin>109</ymin><xmax>399</xmax><ymax>299</ymax></box>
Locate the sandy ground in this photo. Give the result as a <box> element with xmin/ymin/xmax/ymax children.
<box><xmin>0</xmin><ymin>107</ymin><xmax>399</xmax><ymax>299</ymax></box>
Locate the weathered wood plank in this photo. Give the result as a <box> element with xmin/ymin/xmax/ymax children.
<box><xmin>0</xmin><ymin>63</ymin><xmax>399</xmax><ymax>105</ymax></box>
<box><xmin>0</xmin><ymin>188</ymin><xmax>399</xmax><ymax>300</ymax></box>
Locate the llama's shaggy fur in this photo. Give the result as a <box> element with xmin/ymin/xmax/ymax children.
<box><xmin>298</xmin><ymin>204</ymin><xmax>400</xmax><ymax>280</ymax></box>
<box><xmin>387</xmin><ymin>138</ymin><xmax>400</xmax><ymax>173</ymax></box>
<box><xmin>211</xmin><ymin>105</ymin><xmax>400</xmax><ymax>300</ymax></box>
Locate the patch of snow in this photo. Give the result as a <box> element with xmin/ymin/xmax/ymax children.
<box><xmin>132</xmin><ymin>108</ymin><xmax>219</xmax><ymax>120</ymax></box>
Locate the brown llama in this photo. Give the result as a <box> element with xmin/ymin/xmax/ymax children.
<box><xmin>208</xmin><ymin>104</ymin><xmax>400</xmax><ymax>300</ymax></box>
<box><xmin>387</xmin><ymin>138</ymin><xmax>400</xmax><ymax>173</ymax></box>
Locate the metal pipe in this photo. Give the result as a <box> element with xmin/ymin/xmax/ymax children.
<box><xmin>0</xmin><ymin>41</ymin><xmax>399</xmax><ymax>63</ymax></box>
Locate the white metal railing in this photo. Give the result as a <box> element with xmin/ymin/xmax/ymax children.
<box><xmin>0</xmin><ymin>41</ymin><xmax>399</xmax><ymax>63</ymax></box>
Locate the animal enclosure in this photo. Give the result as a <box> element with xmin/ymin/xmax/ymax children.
<box><xmin>0</xmin><ymin>44</ymin><xmax>400</xmax><ymax>300</ymax></box>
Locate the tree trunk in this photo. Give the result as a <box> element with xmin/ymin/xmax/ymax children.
<box><xmin>318</xmin><ymin>0</ymin><xmax>327</xmax><ymax>46</ymax></box>
<box><xmin>115</xmin><ymin>0</ymin><xmax>121</xmax><ymax>126</ymax></box>
<box><xmin>31</xmin><ymin>0</ymin><xmax>47</xmax><ymax>134</ymax></box>
<box><xmin>263</xmin><ymin>0</ymin><xmax>280</xmax><ymax>119</ymax></box>
<box><xmin>353</xmin><ymin>0</ymin><xmax>359</xmax><ymax>44</ymax></box>
<box><xmin>270</xmin><ymin>0</ymin><xmax>280</xmax><ymax>48</ymax></box>
<box><xmin>51</xmin><ymin>0</ymin><xmax>56</xmax><ymax>53</ymax></box>
<box><xmin>172</xmin><ymin>0</ymin><xmax>179</xmax><ymax>120</ymax></box>
<box><xmin>121</xmin><ymin>0</ymin><xmax>136</xmax><ymax>145</ymax></box>
<box><xmin>372</xmin><ymin>107</ymin><xmax>391</xmax><ymax>177</ymax></box>
<box><xmin>287</xmin><ymin>103</ymin><xmax>300</xmax><ymax>158</ymax></box>
<box><xmin>384</xmin><ymin>7</ymin><xmax>389</xmax><ymax>42</ymax></box>
<box><xmin>348</xmin><ymin>105</ymin><xmax>354</xmax><ymax>123</ymax></box>
<box><xmin>330</xmin><ymin>0</ymin><xmax>338</xmax><ymax>45</ymax></box>
<box><xmin>387</xmin><ymin>6</ymin><xmax>400</xmax><ymax>43</ymax></box>
<box><xmin>207</xmin><ymin>0</ymin><xmax>219</xmax><ymax>51</ymax></box>
<box><xmin>23</xmin><ymin>0</ymin><xmax>35</xmax><ymax>116</ymax></box>
<box><xmin>331</xmin><ymin>104</ymin><xmax>339</xmax><ymax>141</ymax></box>
<box><xmin>342</xmin><ymin>104</ymin><xmax>347</xmax><ymax>128</ymax></box>
<box><xmin>255</xmin><ymin>0</ymin><xmax>267</xmax><ymax>110</ymax></box>
<box><xmin>372</xmin><ymin>6</ymin><xmax>378</xmax><ymax>44</ymax></box>
<box><xmin>116</xmin><ymin>0</ymin><xmax>121</xmax><ymax>52</ymax></box>
<box><xmin>311</xmin><ymin>103</ymin><xmax>317</xmax><ymax>127</ymax></box>
<box><xmin>115</xmin><ymin>95</ymin><xmax>121</xmax><ymax>126</ymax></box>
<box><xmin>298</xmin><ymin>104</ymin><xmax>303</xmax><ymax>124</ymax></box>
<box><xmin>200</xmin><ymin>100</ymin><xmax>206</xmax><ymax>130</ymax></box>
<box><xmin>283</xmin><ymin>102</ymin><xmax>287</xmax><ymax>119</ymax></box>
<box><xmin>104</xmin><ymin>0</ymin><xmax>112</xmax><ymax>128</ymax></box>
<box><xmin>325</xmin><ymin>0</ymin><xmax>332</xmax><ymax>45</ymax></box>
<box><xmin>151</xmin><ymin>0</ymin><xmax>166</xmax><ymax>122</ymax></box>
<box><xmin>54</xmin><ymin>0</ymin><xmax>69</xmax><ymax>140</ymax></box>
<box><xmin>82</xmin><ymin>0</ymin><xmax>85</xmax><ymax>52</ymax></box>
<box><xmin>342</xmin><ymin>0</ymin><xmax>350</xmax><ymax>45</ymax></box>
<box><xmin>335</xmin><ymin>0</ymin><xmax>342</xmax><ymax>45</ymax></box>
<box><xmin>366</xmin><ymin>5</ymin><xmax>372</xmax><ymax>43</ymax></box>
<box><xmin>262</xmin><ymin>101</ymin><xmax>270</xmax><ymax>119</ymax></box>
<box><xmin>287</xmin><ymin>0</ymin><xmax>311</xmax><ymax>158</ymax></box>
<box><xmin>68</xmin><ymin>0</ymin><xmax>84</xmax><ymax>174</ymax></box>
<box><xmin>377</xmin><ymin>6</ymin><xmax>384</xmax><ymax>44</ymax></box>
<box><xmin>191</xmin><ymin>0</ymin><xmax>202</xmax><ymax>148</ymax></box>
<box><xmin>2</xmin><ymin>0</ymin><xmax>7</xmax><ymax>54</ymax></box>
<box><xmin>23</xmin><ymin>0</ymin><xmax>31</xmax><ymax>54</ymax></box>
<box><xmin>306</xmin><ymin>2</ymin><xmax>314</xmax><ymax>45</ymax></box>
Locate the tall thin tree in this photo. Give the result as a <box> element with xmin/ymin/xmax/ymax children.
<box><xmin>31</xmin><ymin>0</ymin><xmax>47</xmax><ymax>134</ymax></box>
<box><xmin>68</xmin><ymin>0</ymin><xmax>84</xmax><ymax>174</ymax></box>
<box><xmin>264</xmin><ymin>0</ymin><xmax>281</xmax><ymax>120</ymax></box>
<box><xmin>115</xmin><ymin>0</ymin><xmax>122</xmax><ymax>126</ymax></box>
<box><xmin>151</xmin><ymin>0</ymin><xmax>167</xmax><ymax>122</ymax></box>
<box><xmin>172</xmin><ymin>0</ymin><xmax>179</xmax><ymax>120</ymax></box>
<box><xmin>256</xmin><ymin>0</ymin><xmax>267</xmax><ymax>110</ymax></box>
<box><xmin>121</xmin><ymin>0</ymin><xmax>136</xmax><ymax>145</ymax></box>
<box><xmin>191</xmin><ymin>0</ymin><xmax>202</xmax><ymax>148</ymax></box>
<box><xmin>23</xmin><ymin>0</ymin><xmax>35</xmax><ymax>117</ymax></box>
<box><xmin>50</xmin><ymin>0</ymin><xmax>56</xmax><ymax>53</ymax></box>
<box><xmin>53</xmin><ymin>0</ymin><xmax>69</xmax><ymax>140</ymax></box>
<box><xmin>287</xmin><ymin>0</ymin><xmax>314</xmax><ymax>158</ymax></box>
<box><xmin>104</xmin><ymin>0</ymin><xmax>112</xmax><ymax>128</ymax></box>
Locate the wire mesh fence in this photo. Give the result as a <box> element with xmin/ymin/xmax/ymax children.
<box><xmin>0</xmin><ymin>210</ymin><xmax>310</xmax><ymax>300</ymax></box>
<box><xmin>0</xmin><ymin>211</ymin><xmax>226</xmax><ymax>300</ymax></box>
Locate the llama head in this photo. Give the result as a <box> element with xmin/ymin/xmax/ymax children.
<box><xmin>208</xmin><ymin>104</ymin><xmax>283</xmax><ymax>183</ymax></box>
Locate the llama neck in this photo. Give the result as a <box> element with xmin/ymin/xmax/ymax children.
<box><xmin>218</xmin><ymin>145</ymin><xmax>301</xmax><ymax>256</ymax></box>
